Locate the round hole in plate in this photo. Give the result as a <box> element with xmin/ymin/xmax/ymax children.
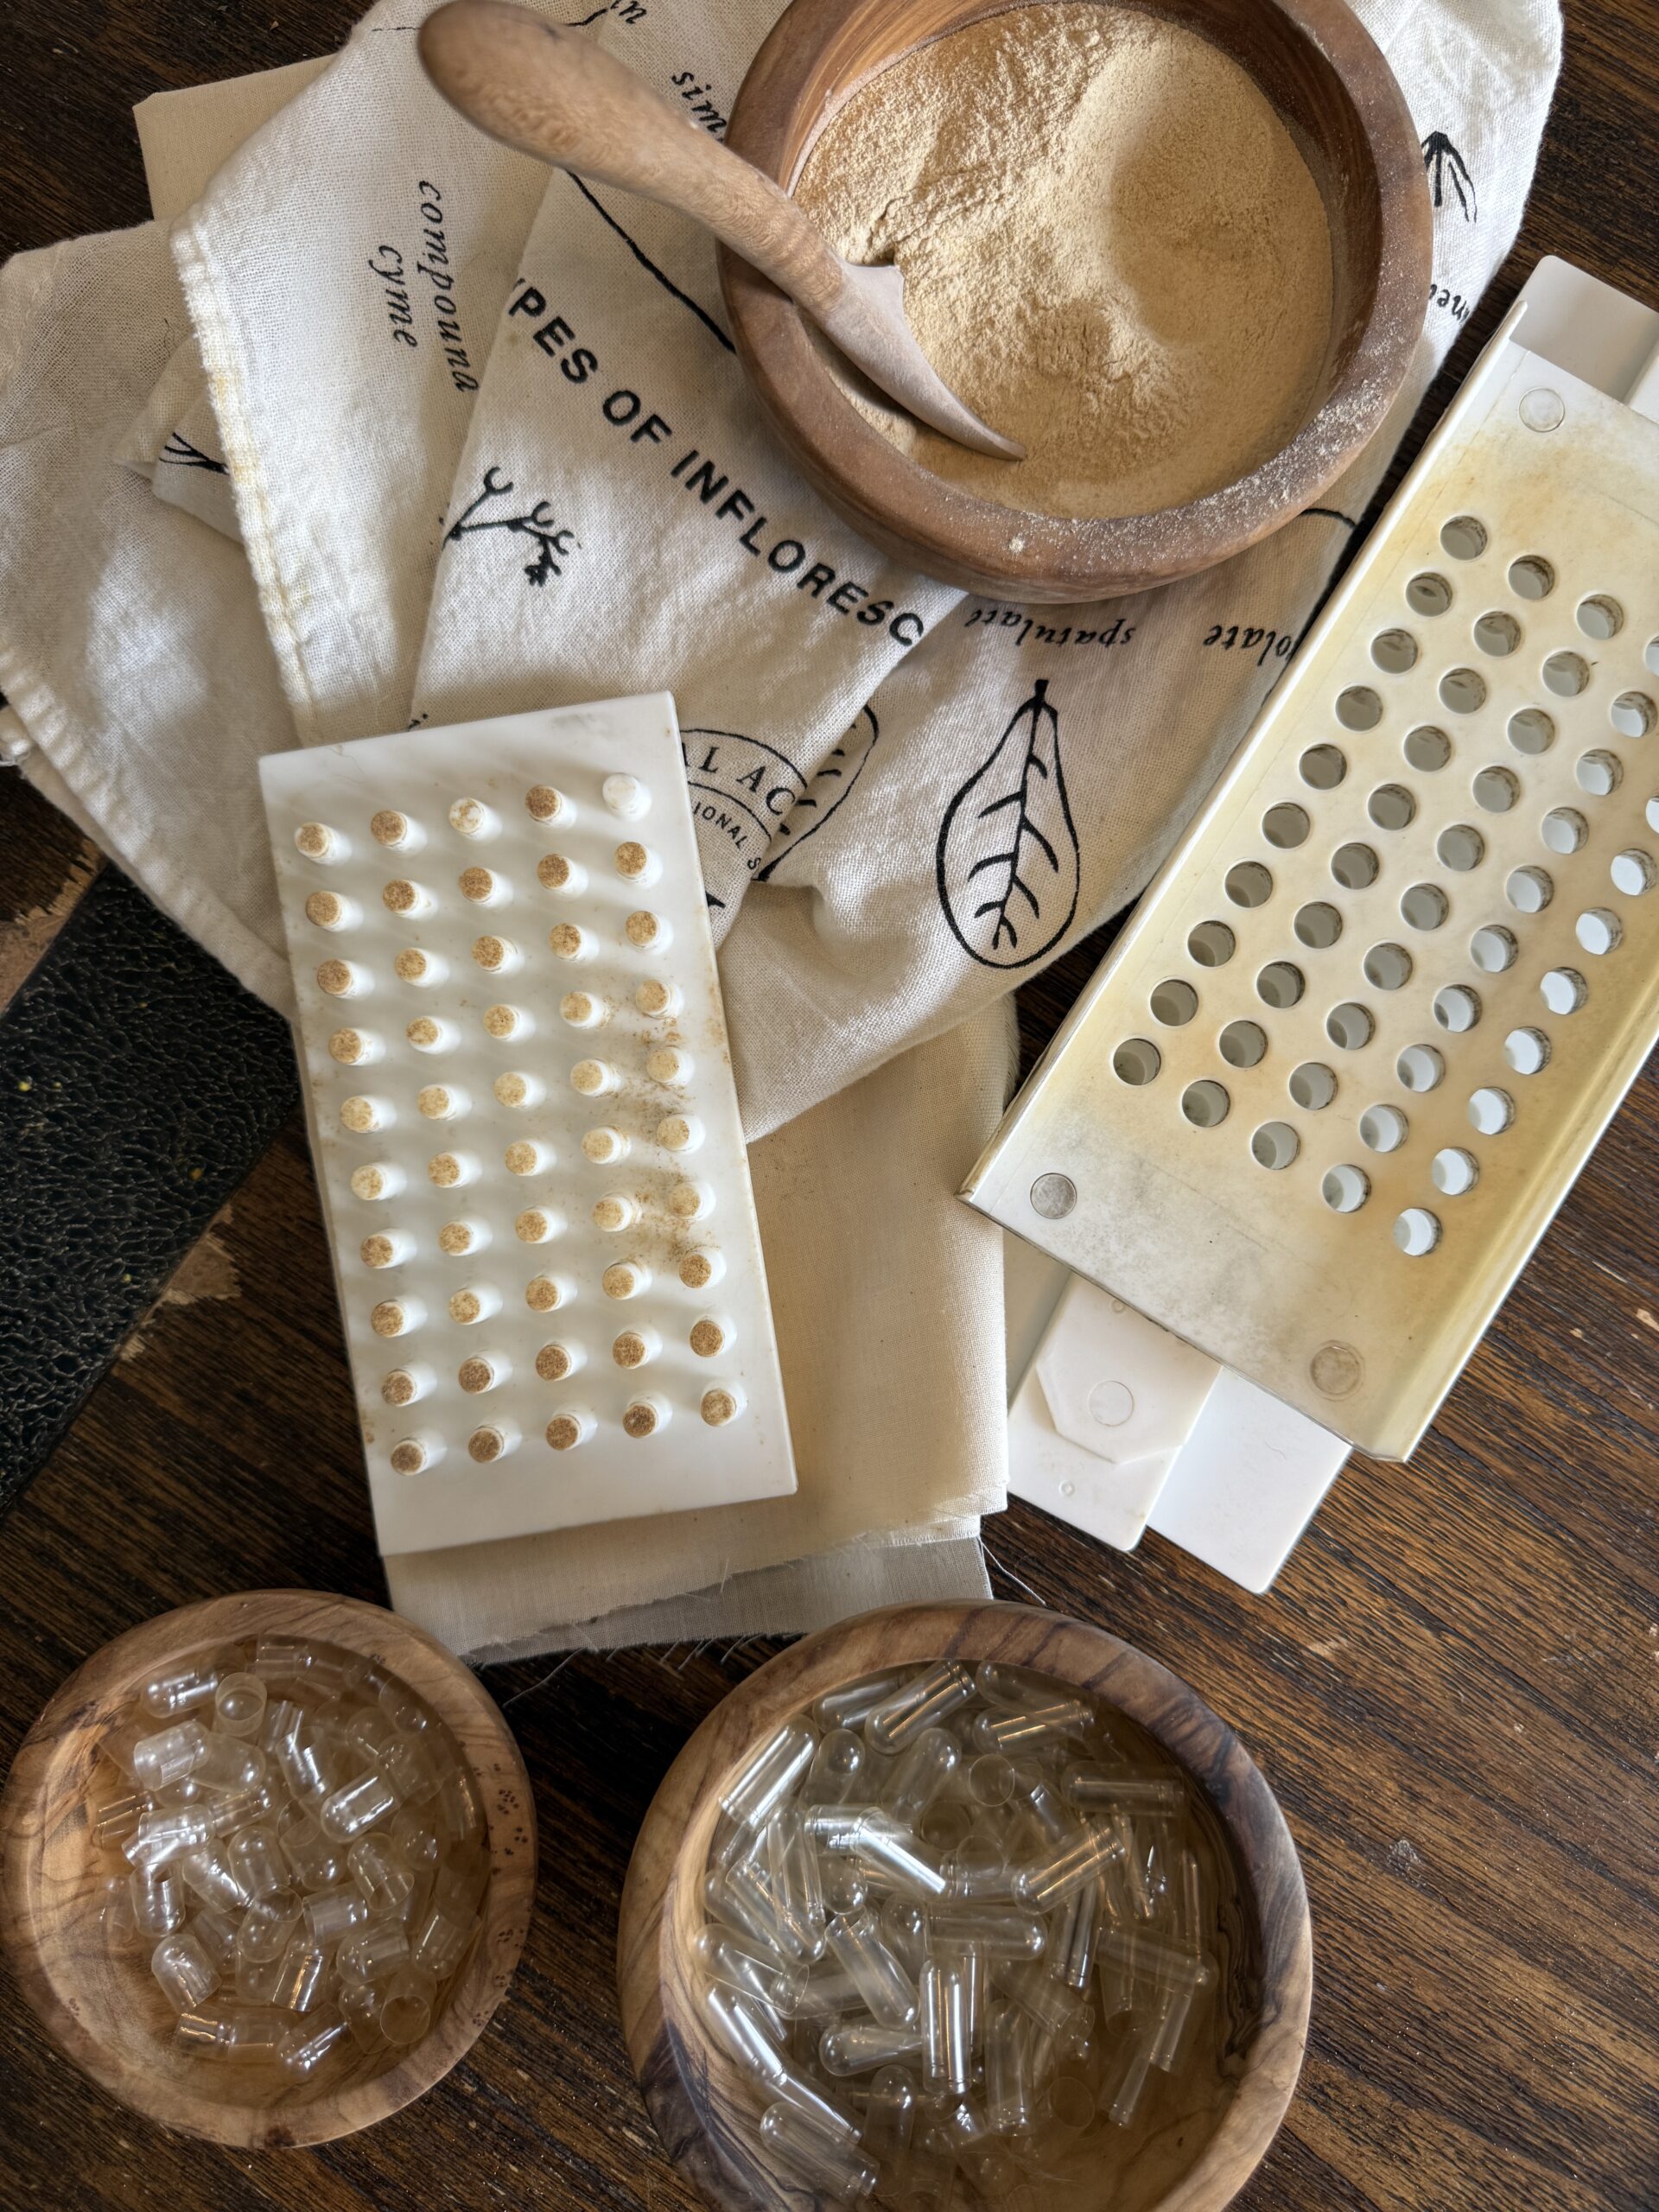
<box><xmin>1372</xmin><ymin>629</ymin><xmax>1419</xmax><ymax>675</ymax></box>
<box><xmin>1224</xmin><ymin>861</ymin><xmax>1274</xmax><ymax>909</ymax></box>
<box><xmin>1288</xmin><ymin>1061</ymin><xmax>1337</xmax><ymax>1110</ymax></box>
<box><xmin>1181</xmin><ymin>1079</ymin><xmax>1230</xmax><ymax>1128</ymax></box>
<box><xmin>1262</xmin><ymin>803</ymin><xmax>1310</xmax><ymax>849</ymax></box>
<box><xmin>1506</xmin><ymin>865</ymin><xmax>1554</xmax><ymax>914</ymax></box>
<box><xmin>1403</xmin><ymin>726</ymin><xmax>1452</xmax><ymax>772</ymax></box>
<box><xmin>1326</xmin><ymin>1001</ymin><xmax>1375</xmax><ymax>1052</ymax></box>
<box><xmin>1250</xmin><ymin>1121</ymin><xmax>1300</xmax><ymax>1171</ymax></box>
<box><xmin>1294</xmin><ymin>901</ymin><xmax>1344</xmax><ymax>950</ymax></box>
<box><xmin>1257</xmin><ymin>961</ymin><xmax>1305</xmax><ymax>1010</ymax></box>
<box><xmin>1369</xmin><ymin>785</ymin><xmax>1416</xmax><ymax>831</ymax></box>
<box><xmin>1218</xmin><ymin>1020</ymin><xmax>1268</xmax><ymax>1069</ymax></box>
<box><xmin>1472</xmin><ymin>766</ymin><xmax>1520</xmax><ymax>813</ymax></box>
<box><xmin>1397</xmin><ymin>1044</ymin><xmax>1446</xmax><ymax>1093</ymax></box>
<box><xmin>1611</xmin><ymin>848</ymin><xmax>1658</xmax><ymax>896</ymax></box>
<box><xmin>1322</xmin><ymin>1164</ymin><xmax>1370</xmax><ymax>1214</ymax></box>
<box><xmin>1541</xmin><ymin>807</ymin><xmax>1587</xmax><ymax>855</ymax></box>
<box><xmin>1401</xmin><ymin>882</ymin><xmax>1450</xmax><ymax>931</ymax></box>
<box><xmin>1577</xmin><ymin>594</ymin><xmax>1624</xmax><ymax>641</ymax></box>
<box><xmin>1577</xmin><ymin>749</ymin><xmax>1622</xmax><ymax>797</ymax></box>
<box><xmin>1113</xmin><ymin>1038</ymin><xmax>1162</xmax><ymax>1086</ymax></box>
<box><xmin>1543</xmin><ymin>651</ymin><xmax>1590</xmax><ymax>697</ymax></box>
<box><xmin>1363</xmin><ymin>942</ymin><xmax>1413</xmax><ymax>990</ymax></box>
<box><xmin>1508</xmin><ymin>708</ymin><xmax>1555</xmax><ymax>756</ymax></box>
<box><xmin>1187</xmin><ymin>919</ymin><xmax>1236</xmax><ymax>968</ymax></box>
<box><xmin>1440</xmin><ymin>515</ymin><xmax>1487</xmax><ymax>561</ymax></box>
<box><xmin>1394</xmin><ymin>1207</ymin><xmax>1442</xmax><ymax>1256</ymax></box>
<box><xmin>1332</xmin><ymin>842</ymin><xmax>1380</xmax><ymax>890</ymax></box>
<box><xmin>1474</xmin><ymin>611</ymin><xmax>1522</xmax><ymax>657</ymax></box>
<box><xmin>1649</xmin><ymin>798</ymin><xmax>1659</xmax><ymax>834</ymax></box>
<box><xmin>1030</xmin><ymin>1173</ymin><xmax>1077</xmax><ymax>1219</ymax></box>
<box><xmin>1150</xmin><ymin>978</ymin><xmax>1198</xmax><ymax>1026</ymax></box>
<box><xmin>1433</xmin><ymin>984</ymin><xmax>1482</xmax><ymax>1033</ymax></box>
<box><xmin>1408</xmin><ymin>573</ymin><xmax>1453</xmax><ymax>618</ymax></box>
<box><xmin>1507</xmin><ymin>556</ymin><xmax>1555</xmax><ymax>601</ymax></box>
<box><xmin>1336</xmin><ymin>686</ymin><xmax>1383</xmax><ymax>732</ymax></box>
<box><xmin>1300</xmin><ymin>744</ymin><xmax>1348</xmax><ymax>791</ymax></box>
<box><xmin>1520</xmin><ymin>388</ymin><xmax>1566</xmax><ymax>433</ymax></box>
<box><xmin>1611</xmin><ymin>691</ymin><xmax>1656</xmax><ymax>740</ymax></box>
<box><xmin>1540</xmin><ymin>967</ymin><xmax>1588</xmax><ymax>1015</ymax></box>
<box><xmin>1470</xmin><ymin>925</ymin><xmax>1517</xmax><ymax>974</ymax></box>
<box><xmin>1576</xmin><ymin>907</ymin><xmax>1623</xmax><ymax>956</ymax></box>
<box><xmin>1504</xmin><ymin>1027</ymin><xmax>1551</xmax><ymax>1076</ymax></box>
<box><xmin>1440</xmin><ymin>667</ymin><xmax>1488</xmax><ymax>715</ymax></box>
<box><xmin>1437</xmin><ymin>823</ymin><xmax>1485</xmax><ymax>872</ymax></box>
<box><xmin>1359</xmin><ymin>1103</ymin><xmax>1408</xmax><ymax>1154</ymax></box>
<box><xmin>1469</xmin><ymin>1086</ymin><xmax>1515</xmax><ymax>1135</ymax></box>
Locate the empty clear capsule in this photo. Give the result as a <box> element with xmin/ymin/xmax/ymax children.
<box><xmin>759</xmin><ymin>2100</ymin><xmax>878</xmax><ymax>2202</ymax></box>
<box><xmin>129</xmin><ymin>1863</ymin><xmax>184</xmax><ymax>1936</ymax></box>
<box><xmin>878</xmin><ymin>1727</ymin><xmax>961</xmax><ymax>1827</ymax></box>
<box><xmin>803</xmin><ymin>1728</ymin><xmax>868</xmax><ymax>1808</ymax></box>
<box><xmin>924</xmin><ymin>1904</ymin><xmax>1046</xmax><ymax>1958</ymax></box>
<box><xmin>818</xmin><ymin>2018</ymin><xmax>925</xmax><ymax>2075</ymax></box>
<box><xmin>280</xmin><ymin>2005</ymin><xmax>350</xmax><ymax>2077</ymax></box>
<box><xmin>824</xmin><ymin>1905</ymin><xmax>918</xmax><ymax>2027</ymax></box>
<box><xmin>151</xmin><ymin>1929</ymin><xmax>219</xmax><ymax>2012</ymax></box>
<box><xmin>720</xmin><ymin>1719</ymin><xmax>817</xmax><ymax>1829</ymax></box>
<box><xmin>1062</xmin><ymin>1766</ymin><xmax>1186</xmax><ymax>1813</ymax></box>
<box><xmin>320</xmin><ymin>1768</ymin><xmax>400</xmax><ymax>1842</ymax></box>
<box><xmin>691</xmin><ymin>1925</ymin><xmax>807</xmax><ymax>2018</ymax></box>
<box><xmin>379</xmin><ymin>1966</ymin><xmax>437</xmax><ymax>2047</ymax></box>
<box><xmin>141</xmin><ymin>1656</ymin><xmax>225</xmax><ymax>1719</ymax></box>
<box><xmin>863</xmin><ymin>1662</ymin><xmax>976</xmax><ymax>1752</ymax></box>
<box><xmin>970</xmin><ymin>1696</ymin><xmax>1094</xmax><ymax>1753</ymax></box>
<box><xmin>861</xmin><ymin>2063</ymin><xmax>917</xmax><ymax>2168</ymax></box>
<box><xmin>1014</xmin><ymin>1821</ymin><xmax>1126</xmax><ymax>1910</ymax></box>
<box><xmin>813</xmin><ymin>1669</ymin><xmax>917</xmax><ymax>1732</ymax></box>
<box><xmin>175</xmin><ymin>2003</ymin><xmax>288</xmax><ymax>2063</ymax></box>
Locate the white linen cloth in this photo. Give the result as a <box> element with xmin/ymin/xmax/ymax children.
<box><xmin>0</xmin><ymin>0</ymin><xmax>1560</xmax><ymax>1651</ymax></box>
<box><xmin>171</xmin><ymin>0</ymin><xmax>1560</xmax><ymax>1140</ymax></box>
<box><xmin>0</xmin><ymin>52</ymin><xmax>1003</xmax><ymax>1655</ymax></box>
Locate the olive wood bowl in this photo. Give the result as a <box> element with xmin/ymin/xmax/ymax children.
<box><xmin>618</xmin><ymin>1599</ymin><xmax>1312</xmax><ymax>2212</ymax></box>
<box><xmin>0</xmin><ymin>1590</ymin><xmax>535</xmax><ymax>2148</ymax></box>
<box><xmin>722</xmin><ymin>0</ymin><xmax>1432</xmax><ymax>601</ymax></box>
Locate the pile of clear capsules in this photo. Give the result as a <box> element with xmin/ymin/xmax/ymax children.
<box><xmin>696</xmin><ymin>1661</ymin><xmax>1216</xmax><ymax>2207</ymax></box>
<box><xmin>91</xmin><ymin>1637</ymin><xmax>486</xmax><ymax>2079</ymax></box>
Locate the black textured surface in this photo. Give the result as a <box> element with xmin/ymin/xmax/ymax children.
<box><xmin>0</xmin><ymin>865</ymin><xmax>296</xmax><ymax>1499</ymax></box>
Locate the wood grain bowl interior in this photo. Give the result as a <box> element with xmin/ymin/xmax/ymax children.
<box><xmin>722</xmin><ymin>0</ymin><xmax>1432</xmax><ymax>601</ymax></box>
<box><xmin>618</xmin><ymin>1600</ymin><xmax>1312</xmax><ymax>2212</ymax></box>
<box><xmin>0</xmin><ymin>1590</ymin><xmax>536</xmax><ymax>2149</ymax></box>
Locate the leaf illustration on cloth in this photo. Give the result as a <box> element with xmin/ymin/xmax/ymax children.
<box><xmin>937</xmin><ymin>678</ymin><xmax>1079</xmax><ymax>970</ymax></box>
<box><xmin>755</xmin><ymin>709</ymin><xmax>879</xmax><ymax>883</ymax></box>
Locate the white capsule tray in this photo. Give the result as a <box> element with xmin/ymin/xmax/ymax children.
<box><xmin>261</xmin><ymin>693</ymin><xmax>796</xmax><ymax>1556</ymax></box>
<box><xmin>963</xmin><ymin>261</ymin><xmax>1659</xmax><ymax>1462</ymax></box>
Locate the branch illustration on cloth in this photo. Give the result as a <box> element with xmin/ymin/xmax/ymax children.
<box><xmin>443</xmin><ymin>466</ymin><xmax>577</xmax><ymax>587</ymax></box>
<box><xmin>157</xmin><ymin>430</ymin><xmax>227</xmax><ymax>475</ymax></box>
<box><xmin>937</xmin><ymin>678</ymin><xmax>1080</xmax><ymax>970</ymax></box>
<box><xmin>1421</xmin><ymin>131</ymin><xmax>1477</xmax><ymax>221</ymax></box>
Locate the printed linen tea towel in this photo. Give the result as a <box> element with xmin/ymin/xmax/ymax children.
<box><xmin>173</xmin><ymin>0</ymin><xmax>1559</xmax><ymax>1141</ymax></box>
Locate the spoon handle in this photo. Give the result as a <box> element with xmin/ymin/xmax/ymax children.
<box><xmin>419</xmin><ymin>1</ymin><xmax>847</xmax><ymax>322</ymax></box>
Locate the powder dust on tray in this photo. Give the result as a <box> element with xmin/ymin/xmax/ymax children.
<box><xmin>794</xmin><ymin>2</ymin><xmax>1335</xmax><ymax>523</ymax></box>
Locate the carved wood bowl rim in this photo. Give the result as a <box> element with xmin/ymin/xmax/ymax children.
<box><xmin>720</xmin><ymin>0</ymin><xmax>1433</xmax><ymax>602</ymax></box>
<box><xmin>617</xmin><ymin>1599</ymin><xmax>1313</xmax><ymax>2212</ymax></box>
<box><xmin>0</xmin><ymin>1589</ymin><xmax>536</xmax><ymax>2149</ymax></box>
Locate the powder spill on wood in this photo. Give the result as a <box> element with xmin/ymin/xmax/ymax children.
<box><xmin>796</xmin><ymin>3</ymin><xmax>1334</xmax><ymax>522</ymax></box>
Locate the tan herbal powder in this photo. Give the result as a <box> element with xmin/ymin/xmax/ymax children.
<box><xmin>795</xmin><ymin>3</ymin><xmax>1334</xmax><ymax>522</ymax></box>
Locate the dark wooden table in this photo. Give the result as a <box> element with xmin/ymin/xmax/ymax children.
<box><xmin>3</xmin><ymin>3</ymin><xmax>1656</xmax><ymax>2208</ymax></box>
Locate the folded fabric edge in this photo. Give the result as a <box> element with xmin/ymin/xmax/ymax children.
<box><xmin>435</xmin><ymin>1529</ymin><xmax>993</xmax><ymax>1665</ymax></box>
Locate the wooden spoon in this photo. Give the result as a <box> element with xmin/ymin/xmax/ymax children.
<box><xmin>417</xmin><ymin>0</ymin><xmax>1025</xmax><ymax>461</ymax></box>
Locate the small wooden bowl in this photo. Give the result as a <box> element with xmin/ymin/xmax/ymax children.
<box><xmin>722</xmin><ymin>0</ymin><xmax>1432</xmax><ymax>601</ymax></box>
<box><xmin>619</xmin><ymin>1599</ymin><xmax>1312</xmax><ymax>2212</ymax></box>
<box><xmin>0</xmin><ymin>1590</ymin><xmax>535</xmax><ymax>2149</ymax></box>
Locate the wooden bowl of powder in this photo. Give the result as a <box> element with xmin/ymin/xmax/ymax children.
<box><xmin>721</xmin><ymin>0</ymin><xmax>1430</xmax><ymax>602</ymax></box>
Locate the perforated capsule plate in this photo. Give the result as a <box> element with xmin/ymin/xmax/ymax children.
<box><xmin>261</xmin><ymin>694</ymin><xmax>795</xmax><ymax>1554</ymax></box>
<box><xmin>963</xmin><ymin>264</ymin><xmax>1659</xmax><ymax>1459</ymax></box>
